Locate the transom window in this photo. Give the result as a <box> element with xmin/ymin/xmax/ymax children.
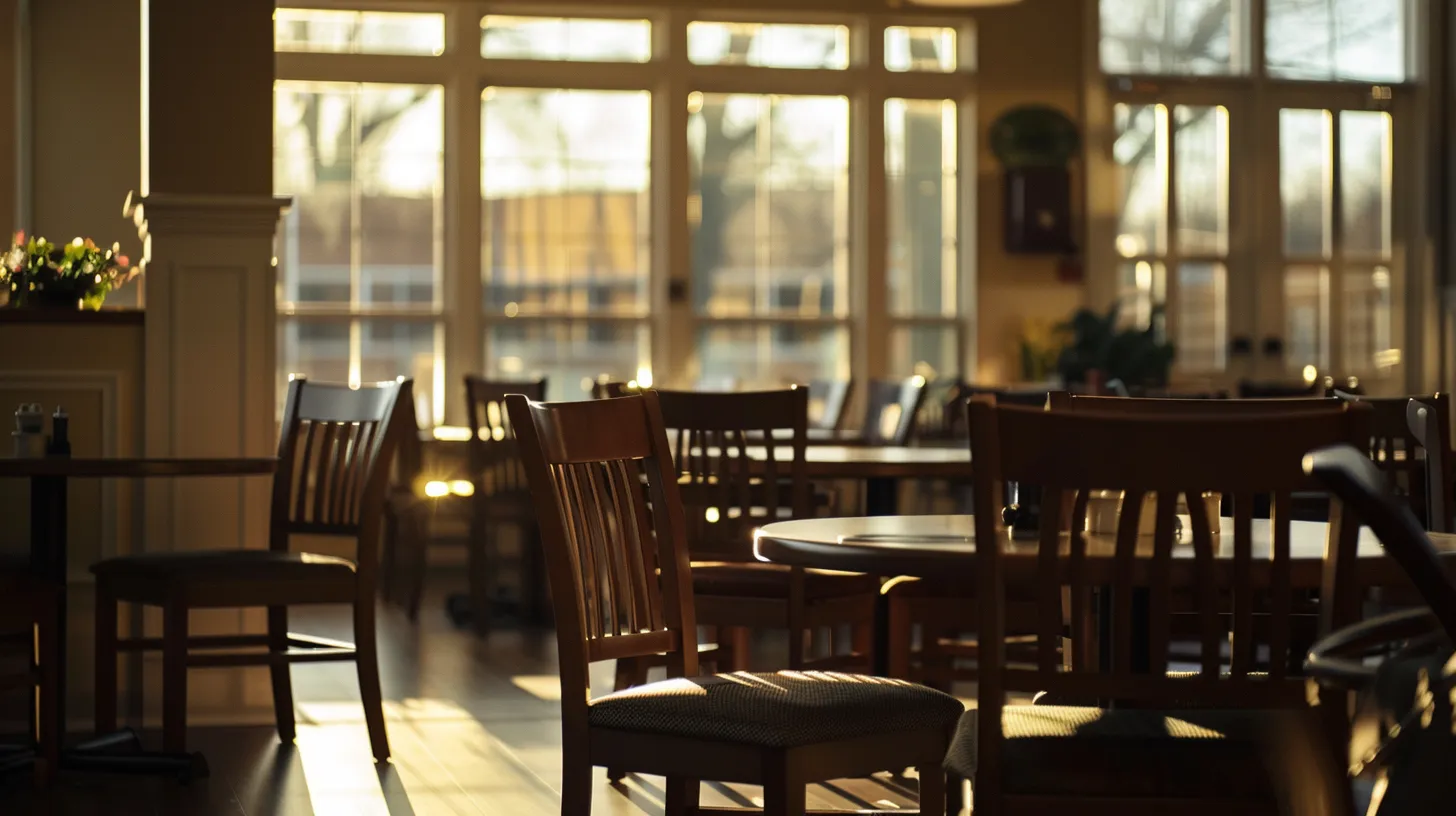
<box><xmin>274</xmin><ymin>6</ymin><xmax>976</xmax><ymax>421</ymax></box>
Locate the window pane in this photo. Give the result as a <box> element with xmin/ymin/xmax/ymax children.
<box><xmin>482</xmin><ymin>88</ymin><xmax>651</xmax><ymax>317</ymax></box>
<box><xmin>1341</xmin><ymin>111</ymin><xmax>1393</xmax><ymax>259</ymax></box>
<box><xmin>885</xmin><ymin>27</ymin><xmax>958</xmax><ymax>73</ymax></box>
<box><xmin>275</xmin><ymin>82</ymin><xmax>443</xmax><ymax>308</ymax></box>
<box><xmin>279</xmin><ymin>319</ymin><xmax>439</xmax><ymax>422</ymax></box>
<box><xmin>481</xmin><ymin>16</ymin><xmax>652</xmax><ymax>62</ymax></box>
<box><xmin>697</xmin><ymin>325</ymin><xmax>848</xmax><ymax>389</ymax></box>
<box><xmin>887</xmin><ymin>99</ymin><xmax>957</xmax><ymax>318</ymax></box>
<box><xmin>275</xmin><ymin>9</ymin><xmax>444</xmax><ymax>56</ymax></box>
<box><xmin>1342</xmin><ymin>268</ymin><xmax>1393</xmax><ymax>370</ymax></box>
<box><xmin>1114</xmin><ymin>104</ymin><xmax>1168</xmax><ymax>258</ymax></box>
<box><xmin>1280</xmin><ymin>109</ymin><xmax>1333</xmax><ymax>259</ymax></box>
<box><xmin>1266</xmin><ymin>0</ymin><xmax>1407</xmax><ymax>81</ymax></box>
<box><xmin>487</xmin><ymin>322</ymin><xmax>649</xmax><ymax>402</ymax></box>
<box><xmin>689</xmin><ymin>94</ymin><xmax>849</xmax><ymax>318</ymax></box>
<box><xmin>1284</xmin><ymin>266</ymin><xmax>1330</xmax><ymax>370</ymax></box>
<box><xmin>1116</xmin><ymin>260</ymin><xmax>1167</xmax><ymax>331</ymax></box>
<box><xmin>280</xmin><ymin>320</ymin><xmax>350</xmax><ymax>385</ymax></box>
<box><xmin>687</xmin><ymin>22</ymin><xmax>849</xmax><ymax>69</ymax></box>
<box><xmin>891</xmin><ymin>325</ymin><xmax>959</xmax><ymax>379</ymax></box>
<box><xmin>1174</xmin><ymin>105</ymin><xmax>1229</xmax><ymax>256</ymax></box>
<box><xmin>1175</xmin><ymin>262</ymin><xmax>1227</xmax><ymax>371</ymax></box>
<box><xmin>1099</xmin><ymin>0</ymin><xmax>1243</xmax><ymax>76</ymax></box>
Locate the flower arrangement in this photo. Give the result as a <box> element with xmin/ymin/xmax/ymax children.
<box><xmin>1</xmin><ymin>232</ymin><xmax>135</xmax><ymax>310</ymax></box>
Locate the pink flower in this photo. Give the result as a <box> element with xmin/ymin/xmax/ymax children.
<box><xmin>12</xmin><ymin>231</ymin><xmax>23</xmax><ymax>245</ymax></box>
<box><xmin>116</xmin><ymin>255</ymin><xmax>130</xmax><ymax>267</ymax></box>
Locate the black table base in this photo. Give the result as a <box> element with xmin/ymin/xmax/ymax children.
<box><xmin>0</xmin><ymin>728</ymin><xmax>208</xmax><ymax>782</ymax></box>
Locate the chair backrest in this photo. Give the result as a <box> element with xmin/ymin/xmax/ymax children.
<box><xmin>1405</xmin><ymin>396</ymin><xmax>1456</xmax><ymax>533</ymax></box>
<box><xmin>1049</xmin><ymin>391</ymin><xmax>1341</xmax><ymax>415</ymax></box>
<box><xmin>390</xmin><ymin>378</ymin><xmax>424</xmax><ymax>495</ymax></box>
<box><xmin>1333</xmin><ymin>391</ymin><xmax>1450</xmax><ymax>529</ymax></box>
<box><xmin>861</xmin><ymin>376</ymin><xmax>928</xmax><ymax>445</ymax></box>
<box><xmin>506</xmin><ymin>391</ymin><xmax>699</xmax><ymax>713</ymax></box>
<box><xmin>1305</xmin><ymin>443</ymin><xmax>1456</xmax><ymax>642</ymax></box>
<box><xmin>464</xmin><ymin>376</ymin><xmax>546</xmax><ymax>498</ymax></box>
<box><xmin>806</xmin><ymin>378</ymin><xmax>853</xmax><ymax>432</ymax></box>
<box><xmin>272</xmin><ymin>377</ymin><xmax>409</xmax><ymax>575</ymax></box>
<box><xmin>968</xmin><ymin>396</ymin><xmax>1369</xmax><ymax>730</ymax></box>
<box><xmin>655</xmin><ymin>388</ymin><xmax>811</xmax><ymax>561</ymax></box>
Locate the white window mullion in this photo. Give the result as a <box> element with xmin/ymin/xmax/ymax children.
<box><xmin>856</xmin><ymin>16</ymin><xmax>889</xmax><ymax>387</ymax></box>
<box><xmin>445</xmin><ymin>4</ymin><xmax>482</xmax><ymax>424</ymax></box>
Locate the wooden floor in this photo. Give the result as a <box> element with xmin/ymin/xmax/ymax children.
<box><xmin>0</xmin><ymin>583</ymin><xmax>949</xmax><ymax>815</ymax></box>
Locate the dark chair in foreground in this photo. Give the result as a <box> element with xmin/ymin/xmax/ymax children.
<box><xmin>1238</xmin><ymin>379</ymin><xmax>1323</xmax><ymax>399</ymax></box>
<box><xmin>0</xmin><ymin>570</ymin><xmax>59</xmax><ymax>784</ymax></box>
<box><xmin>1408</xmin><ymin>395</ymin><xmax>1456</xmax><ymax>533</ymax></box>
<box><xmin>1333</xmin><ymin>391</ymin><xmax>1450</xmax><ymax>529</ymax></box>
<box><xmin>92</xmin><ymin>378</ymin><xmax>409</xmax><ymax>761</ymax></box>
<box><xmin>948</xmin><ymin>397</ymin><xmax>1368</xmax><ymax>816</ymax></box>
<box><xmin>507</xmin><ymin>390</ymin><xmax>963</xmax><ymax>816</ymax></box>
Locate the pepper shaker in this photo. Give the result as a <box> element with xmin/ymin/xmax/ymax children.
<box><xmin>47</xmin><ymin>406</ymin><xmax>70</xmax><ymax>457</ymax></box>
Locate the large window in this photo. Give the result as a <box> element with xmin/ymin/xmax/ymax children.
<box><xmin>1097</xmin><ymin>0</ymin><xmax>1417</xmax><ymax>390</ymax></box>
<box><xmin>276</xmin><ymin>7</ymin><xmax>975</xmax><ymax>420</ymax></box>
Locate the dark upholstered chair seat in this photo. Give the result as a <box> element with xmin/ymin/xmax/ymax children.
<box><xmin>944</xmin><ymin>705</ymin><xmax>1319</xmax><ymax>799</ymax></box>
<box><xmin>690</xmin><ymin>562</ymin><xmax>879</xmax><ymax>600</ymax></box>
<box><xmin>589</xmin><ymin>670</ymin><xmax>963</xmax><ymax>748</ymax></box>
<box><xmin>92</xmin><ymin>551</ymin><xmax>357</xmax><ymax>606</ymax></box>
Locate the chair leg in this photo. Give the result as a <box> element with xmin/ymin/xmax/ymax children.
<box><xmin>93</xmin><ymin>581</ymin><xmax>119</xmax><ymax>734</ymax></box>
<box><xmin>606</xmin><ymin>657</ymin><xmax>648</xmax><ymax>781</ymax></box>
<box><xmin>468</xmin><ymin>515</ymin><xmax>495</xmax><ymax>636</ymax></box>
<box><xmin>405</xmin><ymin>509</ymin><xmax>428</xmax><ymax>623</ymax></box>
<box><xmin>35</xmin><ymin>592</ymin><xmax>60</xmax><ymax>786</ymax></box>
<box><xmin>917</xmin><ymin>761</ymin><xmax>946</xmax><ymax>816</ymax></box>
<box><xmin>353</xmin><ymin>597</ymin><xmax>390</xmax><ymax>763</ymax></box>
<box><xmin>762</xmin><ymin>759</ymin><xmax>806</xmax><ymax>816</ymax></box>
<box><xmin>725</xmin><ymin>626</ymin><xmax>751</xmax><ymax>671</ymax></box>
<box><xmin>946</xmin><ymin>771</ymin><xmax>967</xmax><ymax>816</ymax></box>
<box><xmin>664</xmin><ymin>776</ymin><xmax>700</xmax><ymax>816</ymax></box>
<box><xmin>560</xmin><ymin>739</ymin><xmax>593</xmax><ymax>816</ymax></box>
<box><xmin>267</xmin><ymin>606</ymin><xmax>296</xmax><ymax>745</ymax></box>
<box><xmin>161</xmin><ymin>602</ymin><xmax>189</xmax><ymax>755</ymax></box>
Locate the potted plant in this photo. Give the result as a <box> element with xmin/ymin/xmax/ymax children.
<box><xmin>1</xmin><ymin>233</ymin><xmax>136</xmax><ymax>310</ymax></box>
<box><xmin>1054</xmin><ymin>301</ymin><xmax>1176</xmax><ymax>392</ymax></box>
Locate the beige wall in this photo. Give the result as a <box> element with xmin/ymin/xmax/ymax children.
<box><xmin>974</xmin><ymin>0</ymin><xmax>1087</xmax><ymax>383</ymax></box>
<box><xmin>30</xmin><ymin>0</ymin><xmax>143</xmax><ymax>304</ymax></box>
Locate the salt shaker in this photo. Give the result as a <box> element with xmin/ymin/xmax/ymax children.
<box><xmin>47</xmin><ymin>406</ymin><xmax>70</xmax><ymax>457</ymax></box>
<box><xmin>13</xmin><ymin>403</ymin><xmax>44</xmax><ymax>458</ymax></box>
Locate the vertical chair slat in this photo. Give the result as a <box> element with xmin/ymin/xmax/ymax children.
<box><xmin>1230</xmin><ymin>492</ymin><xmax>1255</xmax><ymax>678</ymax></box>
<box><xmin>312</xmin><ymin>422</ymin><xmax>342</xmax><ymax>525</ymax></box>
<box><xmin>1112</xmin><ymin>489</ymin><xmax>1145</xmax><ymax>678</ymax></box>
<box><xmin>1268</xmin><ymin>491</ymin><xmax>1294</xmax><ymax>682</ymax></box>
<box><xmin>294</xmin><ymin>420</ymin><xmax>319</xmax><ymax>523</ymax></box>
<box><xmin>1036</xmin><ymin>485</ymin><xmax>1064</xmax><ymax>675</ymax></box>
<box><xmin>1185</xmin><ymin>491</ymin><xmax>1222</xmax><ymax>678</ymax></box>
<box><xmin>1146</xmin><ymin>491</ymin><xmax>1178</xmax><ymax>675</ymax></box>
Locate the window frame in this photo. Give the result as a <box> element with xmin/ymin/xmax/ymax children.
<box><xmin>276</xmin><ymin>3</ymin><xmax>979</xmax><ymax>422</ymax></box>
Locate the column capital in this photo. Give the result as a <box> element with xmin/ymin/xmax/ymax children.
<box><xmin>125</xmin><ymin>191</ymin><xmax>292</xmax><ymax>239</ymax></box>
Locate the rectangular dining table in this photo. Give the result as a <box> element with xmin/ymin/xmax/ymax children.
<box><xmin>0</xmin><ymin>456</ymin><xmax>276</xmax><ymax>780</ymax></box>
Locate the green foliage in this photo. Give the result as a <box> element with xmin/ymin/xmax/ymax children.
<box><xmin>1054</xmin><ymin>301</ymin><xmax>1176</xmax><ymax>388</ymax></box>
<box><xmin>1</xmin><ymin>233</ymin><xmax>136</xmax><ymax>310</ymax></box>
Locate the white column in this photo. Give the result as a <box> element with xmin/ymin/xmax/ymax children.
<box><xmin>127</xmin><ymin>193</ymin><xmax>289</xmax><ymax>557</ymax></box>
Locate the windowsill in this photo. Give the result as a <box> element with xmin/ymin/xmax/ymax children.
<box><xmin>0</xmin><ymin>308</ymin><xmax>144</xmax><ymax>326</ymax></box>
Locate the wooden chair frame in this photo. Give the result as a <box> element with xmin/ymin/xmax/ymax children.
<box><xmin>93</xmin><ymin>377</ymin><xmax>409</xmax><ymax>761</ymax></box>
<box><xmin>507</xmin><ymin>390</ymin><xmax>950</xmax><ymax>816</ymax></box>
<box><xmin>964</xmin><ymin>397</ymin><xmax>1370</xmax><ymax>816</ymax></box>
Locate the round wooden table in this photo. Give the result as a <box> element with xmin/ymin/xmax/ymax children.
<box><xmin>754</xmin><ymin>513</ymin><xmax>1456</xmax><ymax>589</ymax></box>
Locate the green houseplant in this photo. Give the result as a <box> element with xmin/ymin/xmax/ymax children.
<box><xmin>1055</xmin><ymin>301</ymin><xmax>1176</xmax><ymax>390</ymax></box>
<box><xmin>1</xmin><ymin>233</ymin><xmax>135</xmax><ymax>310</ymax></box>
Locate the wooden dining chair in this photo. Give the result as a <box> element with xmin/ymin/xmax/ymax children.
<box><xmin>947</xmin><ymin>397</ymin><xmax>1368</xmax><ymax>816</ymax></box>
<box><xmin>652</xmin><ymin>387</ymin><xmax>877</xmax><ymax>673</ymax></box>
<box><xmin>1407</xmin><ymin>396</ymin><xmax>1456</xmax><ymax>533</ymax></box>
<box><xmin>806</xmin><ymin>378</ymin><xmax>853</xmax><ymax>432</ymax></box>
<box><xmin>461</xmin><ymin>376</ymin><xmax>548</xmax><ymax>633</ymax></box>
<box><xmin>1333</xmin><ymin>391</ymin><xmax>1451</xmax><ymax>530</ymax></box>
<box><xmin>381</xmin><ymin>378</ymin><xmax>426</xmax><ymax>615</ymax></box>
<box><xmin>1238</xmin><ymin>379</ymin><xmax>1323</xmax><ymax>399</ymax></box>
<box><xmin>861</xmin><ymin>377</ymin><xmax>929</xmax><ymax>446</ymax></box>
<box><xmin>505</xmin><ymin>390</ymin><xmax>964</xmax><ymax>816</ymax></box>
<box><xmin>0</xmin><ymin>570</ymin><xmax>59</xmax><ymax>784</ymax></box>
<box><xmin>91</xmin><ymin>377</ymin><xmax>409</xmax><ymax>760</ymax></box>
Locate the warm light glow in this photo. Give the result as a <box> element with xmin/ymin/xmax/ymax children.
<box><xmin>504</xmin><ymin>301</ymin><xmax>520</xmax><ymax>317</ymax></box>
<box><xmin>635</xmin><ymin>366</ymin><xmax>654</xmax><ymax>388</ymax></box>
<box><xmin>1302</xmin><ymin>364</ymin><xmax>1318</xmax><ymax>384</ymax></box>
<box><xmin>447</xmin><ymin>480</ymin><xmax>475</xmax><ymax>497</ymax></box>
<box><xmin>432</xmin><ymin>425</ymin><xmax>472</xmax><ymax>441</ymax></box>
<box><xmin>424</xmin><ymin>481</ymin><xmax>450</xmax><ymax>498</ymax></box>
<box><xmin>705</xmin><ymin>507</ymin><xmax>720</xmax><ymax>523</ymax></box>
